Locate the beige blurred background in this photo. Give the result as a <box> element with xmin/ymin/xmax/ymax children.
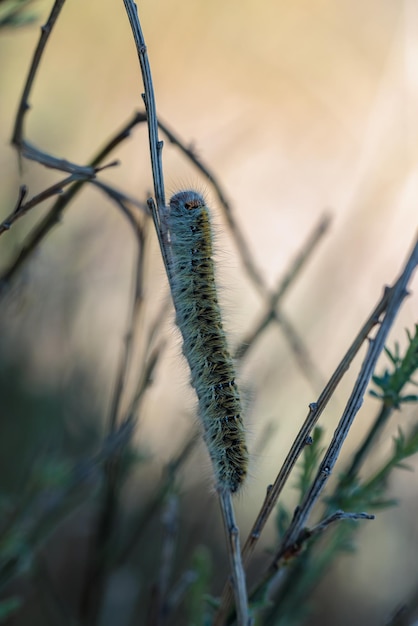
<box><xmin>1</xmin><ymin>1</ymin><xmax>418</xmax><ymax>624</ymax></box>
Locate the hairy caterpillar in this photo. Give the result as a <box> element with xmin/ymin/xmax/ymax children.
<box><xmin>165</xmin><ymin>190</ymin><xmax>248</xmax><ymax>493</ymax></box>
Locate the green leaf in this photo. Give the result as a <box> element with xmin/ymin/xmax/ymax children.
<box><xmin>295</xmin><ymin>427</ymin><xmax>325</xmax><ymax>496</ymax></box>
<box><xmin>399</xmin><ymin>394</ymin><xmax>418</xmax><ymax>403</ymax></box>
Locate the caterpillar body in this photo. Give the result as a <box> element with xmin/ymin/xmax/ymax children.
<box><xmin>165</xmin><ymin>191</ymin><xmax>248</xmax><ymax>493</ymax></box>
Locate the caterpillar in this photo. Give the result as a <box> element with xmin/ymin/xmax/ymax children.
<box><xmin>164</xmin><ymin>190</ymin><xmax>248</xmax><ymax>493</ymax></box>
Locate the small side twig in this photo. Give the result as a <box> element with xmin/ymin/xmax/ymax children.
<box><xmin>0</xmin><ymin>173</ymin><xmax>90</xmax><ymax>236</ymax></box>
<box><xmin>12</xmin><ymin>0</ymin><xmax>66</xmax><ymax>162</ymax></box>
<box><xmin>78</xmin><ymin>194</ymin><xmax>148</xmax><ymax>624</ymax></box>
<box><xmin>158</xmin><ymin>118</ymin><xmax>264</xmax><ymax>290</ymax></box>
<box><xmin>213</xmin><ymin>255</ymin><xmax>395</xmax><ymax>625</ymax></box>
<box><xmin>96</xmin><ymin>189</ymin><xmax>148</xmax><ymax>432</ymax></box>
<box><xmin>1</xmin><ymin>111</ymin><xmax>147</xmax><ymax>291</ymax></box>
<box><xmin>241</xmin><ymin>286</ymin><xmax>390</xmax><ymax>557</ymax></box>
<box><xmin>234</xmin><ymin>212</ymin><xmax>331</xmax><ymax>362</ymax></box>
<box><xmin>11</xmin><ymin>0</ymin><xmax>124</xmax><ymax>178</ymax></box>
<box><xmin>270</xmin><ymin>236</ymin><xmax>418</xmax><ymax>571</ymax></box>
<box><xmin>158</xmin><ymin>119</ymin><xmax>322</xmax><ymax>390</ymax></box>
<box><xmin>307</xmin><ymin>510</ymin><xmax>375</xmax><ymax>534</ymax></box>
<box><xmin>249</xmin><ymin>512</ymin><xmax>375</xmax><ymax>604</ymax></box>
<box><xmin>122</xmin><ymin>0</ymin><xmax>165</xmax><ymax>212</ymax></box>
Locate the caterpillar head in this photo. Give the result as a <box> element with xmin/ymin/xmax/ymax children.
<box><xmin>170</xmin><ymin>190</ymin><xmax>205</xmax><ymax>212</ymax></box>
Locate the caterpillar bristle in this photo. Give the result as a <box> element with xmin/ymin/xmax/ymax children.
<box><xmin>165</xmin><ymin>190</ymin><xmax>248</xmax><ymax>493</ymax></box>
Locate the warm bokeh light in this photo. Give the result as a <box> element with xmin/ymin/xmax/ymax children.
<box><xmin>0</xmin><ymin>2</ymin><xmax>417</xmax><ymax>624</ymax></box>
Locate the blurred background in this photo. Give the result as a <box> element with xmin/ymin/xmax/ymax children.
<box><xmin>0</xmin><ymin>1</ymin><xmax>417</xmax><ymax>624</ymax></box>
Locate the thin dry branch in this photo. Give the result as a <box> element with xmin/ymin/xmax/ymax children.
<box><xmin>78</xmin><ymin>192</ymin><xmax>148</xmax><ymax>625</ymax></box>
<box><xmin>122</xmin><ymin>1</ymin><xmax>165</xmax><ymax>211</ymax></box>
<box><xmin>0</xmin><ymin>161</ymin><xmax>127</xmax><ymax>238</ymax></box>
<box><xmin>158</xmin><ymin>118</ymin><xmax>264</xmax><ymax>289</ymax></box>
<box><xmin>248</xmin><ymin>511</ymin><xmax>375</xmax><ymax>603</ymax></box>
<box><xmin>218</xmin><ymin>490</ymin><xmax>251</xmax><ymax>626</ymax></box>
<box><xmin>241</xmin><ymin>285</ymin><xmax>391</xmax><ymax>552</ymax></box>
<box><xmin>213</xmin><ymin>239</ymin><xmax>412</xmax><ymax>624</ymax></box>
<box><xmin>271</xmin><ymin>237</ymin><xmax>418</xmax><ymax>570</ymax></box>
<box><xmin>10</xmin><ymin>0</ymin><xmax>125</xmax><ymax>177</ymax></box>
<box><xmin>306</xmin><ymin>510</ymin><xmax>375</xmax><ymax>538</ymax></box>
<box><xmin>91</xmin><ymin>178</ymin><xmax>153</xmax><ymax>428</ymax></box>
<box><xmin>11</xmin><ymin>0</ymin><xmax>95</xmax><ymax>174</ymax></box>
<box><xmin>12</xmin><ymin>0</ymin><xmax>65</xmax><ymax>150</ymax></box>
<box><xmin>121</xmin><ymin>4</ymin><xmax>250</xmax><ymax>623</ymax></box>
<box><xmin>1</xmin><ymin>173</ymin><xmax>93</xmax><ymax>236</ymax></box>
<box><xmin>234</xmin><ymin>213</ymin><xmax>331</xmax><ymax>362</ymax></box>
<box><xmin>1</xmin><ymin>111</ymin><xmax>147</xmax><ymax>291</ymax></box>
<box><xmin>158</xmin><ymin>119</ymin><xmax>323</xmax><ymax>389</ymax></box>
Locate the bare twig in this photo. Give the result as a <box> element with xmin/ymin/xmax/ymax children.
<box><xmin>122</xmin><ymin>2</ymin><xmax>171</xmax><ymax>293</ymax></box>
<box><xmin>249</xmin><ymin>512</ymin><xmax>375</xmax><ymax>606</ymax></box>
<box><xmin>268</xmin><ymin>236</ymin><xmax>418</xmax><ymax>571</ymax></box>
<box><xmin>12</xmin><ymin>0</ymin><xmax>65</xmax><ymax>152</ymax></box>
<box><xmin>10</xmin><ymin>0</ymin><xmax>95</xmax><ymax>174</ymax></box>
<box><xmin>244</xmin><ymin>288</ymin><xmax>390</xmax><ymax>550</ymax></box>
<box><xmin>234</xmin><ymin>213</ymin><xmax>331</xmax><ymax>362</ymax></box>
<box><xmin>1</xmin><ymin>111</ymin><xmax>147</xmax><ymax>291</ymax></box>
<box><xmin>213</xmin><ymin>254</ymin><xmax>397</xmax><ymax>624</ymax></box>
<box><xmin>157</xmin><ymin>118</ymin><xmax>264</xmax><ymax>290</ymax></box>
<box><xmin>91</xmin><ymin>179</ymin><xmax>149</xmax><ymax>215</ymax></box>
<box><xmin>218</xmin><ymin>490</ymin><xmax>251</xmax><ymax>626</ymax></box>
<box><xmin>216</xmin><ymin>235</ymin><xmax>417</xmax><ymax>623</ymax></box>
<box><xmin>122</xmin><ymin>1</ymin><xmax>165</xmax><ymax>211</ymax></box>
<box><xmin>124</xmin><ymin>342</ymin><xmax>164</xmax><ymax>423</ymax></box>
<box><xmin>306</xmin><ymin>510</ymin><xmax>375</xmax><ymax>538</ymax></box>
<box><xmin>93</xmin><ymin>187</ymin><xmax>148</xmax><ymax>432</ymax></box>
<box><xmin>158</xmin><ymin>120</ymin><xmax>324</xmax><ymax>389</ymax></box>
<box><xmin>0</xmin><ymin>173</ymin><xmax>90</xmax><ymax>236</ymax></box>
<box><xmin>78</xmin><ymin>194</ymin><xmax>148</xmax><ymax>624</ymax></box>
<box><xmin>121</xmin><ymin>7</ymin><xmax>251</xmax><ymax>624</ymax></box>
<box><xmin>10</xmin><ymin>0</ymin><xmax>123</xmax><ymax>177</ymax></box>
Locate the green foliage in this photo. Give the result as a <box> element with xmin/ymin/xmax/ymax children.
<box><xmin>295</xmin><ymin>427</ymin><xmax>325</xmax><ymax>497</ymax></box>
<box><xmin>264</xmin><ymin>329</ymin><xmax>418</xmax><ymax>625</ymax></box>
<box><xmin>363</xmin><ymin>425</ymin><xmax>418</xmax><ymax>492</ymax></box>
<box><xmin>370</xmin><ymin>325</ymin><xmax>418</xmax><ymax>408</ymax></box>
<box><xmin>334</xmin><ymin>325</ymin><xmax>418</xmax><ymax>513</ymax></box>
